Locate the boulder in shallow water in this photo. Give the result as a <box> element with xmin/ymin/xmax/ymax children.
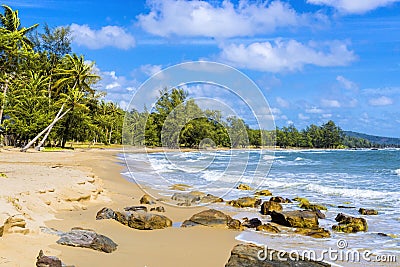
<box><xmin>260</xmin><ymin>201</ymin><xmax>282</xmax><ymax>215</ymax></box>
<box><xmin>200</xmin><ymin>194</ymin><xmax>224</xmax><ymax>203</ymax></box>
<box><xmin>169</xmin><ymin>183</ymin><xmax>192</xmax><ymax>191</ymax></box>
<box><xmin>332</xmin><ymin>213</ymin><xmax>368</xmax><ymax>233</ymax></box>
<box><xmin>269</xmin><ymin>196</ymin><xmax>292</xmax><ymax>203</ymax></box>
<box><xmin>237</xmin><ymin>184</ymin><xmax>253</xmax><ymax>190</ymax></box>
<box><xmin>242</xmin><ymin>218</ymin><xmax>262</xmax><ymax>228</ymax></box>
<box><xmin>227</xmin><ymin>197</ymin><xmax>262</xmax><ymax>208</ymax></box>
<box><xmin>299</xmin><ymin>199</ymin><xmax>327</xmax><ymax>211</ymax></box>
<box><xmin>254</xmin><ymin>189</ymin><xmax>272</xmax><ymax>196</ymax></box>
<box><xmin>359</xmin><ymin>208</ymin><xmax>378</xmax><ymax>215</ymax></box>
<box><xmin>225</xmin><ymin>243</ymin><xmax>331</xmax><ymax>267</ymax></box>
<box><xmin>270</xmin><ymin>210</ymin><xmax>319</xmax><ymax>229</ymax></box>
<box><xmin>56</xmin><ymin>228</ymin><xmax>117</xmax><ymax>253</ymax></box>
<box><xmin>256</xmin><ymin>223</ymin><xmax>280</xmax><ymax>233</ymax></box>
<box><xmin>295</xmin><ymin>227</ymin><xmax>331</xmax><ymax>238</ymax></box>
<box><xmin>181</xmin><ymin>209</ymin><xmax>242</xmax><ymax>230</ymax></box>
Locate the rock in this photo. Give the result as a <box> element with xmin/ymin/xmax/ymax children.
<box><xmin>332</xmin><ymin>213</ymin><xmax>368</xmax><ymax>233</ymax></box>
<box><xmin>150</xmin><ymin>206</ymin><xmax>165</xmax><ymax>212</ymax></box>
<box><xmin>56</xmin><ymin>228</ymin><xmax>117</xmax><ymax>253</ymax></box>
<box><xmin>127</xmin><ymin>211</ymin><xmax>172</xmax><ymax>230</ymax></box>
<box><xmin>295</xmin><ymin>228</ymin><xmax>331</xmax><ymax>238</ymax></box>
<box><xmin>254</xmin><ymin>189</ymin><xmax>272</xmax><ymax>196</ymax></box>
<box><xmin>181</xmin><ymin>209</ymin><xmax>242</xmax><ymax>230</ymax></box>
<box><xmin>36</xmin><ymin>250</ymin><xmax>74</xmax><ymax>267</ymax></box>
<box><xmin>200</xmin><ymin>194</ymin><xmax>224</xmax><ymax>203</ymax></box>
<box><xmin>227</xmin><ymin>197</ymin><xmax>262</xmax><ymax>208</ymax></box>
<box><xmin>242</xmin><ymin>218</ymin><xmax>262</xmax><ymax>228</ymax></box>
<box><xmin>260</xmin><ymin>201</ymin><xmax>282</xmax><ymax>215</ymax></box>
<box><xmin>237</xmin><ymin>184</ymin><xmax>253</xmax><ymax>190</ymax></box>
<box><xmin>299</xmin><ymin>199</ymin><xmax>327</xmax><ymax>211</ymax></box>
<box><xmin>140</xmin><ymin>194</ymin><xmax>155</xmax><ymax>205</ymax></box>
<box><xmin>359</xmin><ymin>208</ymin><xmax>378</xmax><ymax>215</ymax></box>
<box><xmin>114</xmin><ymin>211</ymin><xmax>129</xmax><ymax>225</ymax></box>
<box><xmin>315</xmin><ymin>210</ymin><xmax>326</xmax><ymax>219</ymax></box>
<box><xmin>124</xmin><ymin>206</ymin><xmax>148</xmax><ymax>212</ymax></box>
<box><xmin>96</xmin><ymin>207</ymin><xmax>116</xmax><ymax>220</ymax></box>
<box><xmin>269</xmin><ymin>196</ymin><xmax>292</xmax><ymax>203</ymax></box>
<box><xmin>225</xmin><ymin>243</ymin><xmax>331</xmax><ymax>267</ymax></box>
<box><xmin>256</xmin><ymin>223</ymin><xmax>280</xmax><ymax>233</ymax></box>
<box><xmin>169</xmin><ymin>183</ymin><xmax>192</xmax><ymax>191</ymax></box>
<box><xmin>337</xmin><ymin>205</ymin><xmax>356</xmax><ymax>209</ymax></box>
<box><xmin>270</xmin><ymin>210</ymin><xmax>319</xmax><ymax>229</ymax></box>
<box><xmin>171</xmin><ymin>191</ymin><xmax>222</xmax><ymax>206</ymax></box>
<box><xmin>0</xmin><ymin>215</ymin><xmax>29</xmax><ymax>236</ymax></box>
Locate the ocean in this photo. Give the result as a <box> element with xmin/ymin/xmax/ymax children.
<box><xmin>122</xmin><ymin>149</ymin><xmax>400</xmax><ymax>266</ymax></box>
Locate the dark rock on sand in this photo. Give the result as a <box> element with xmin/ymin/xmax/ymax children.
<box><xmin>225</xmin><ymin>243</ymin><xmax>331</xmax><ymax>267</ymax></box>
<box><xmin>270</xmin><ymin>210</ymin><xmax>319</xmax><ymax>229</ymax></box>
<box><xmin>127</xmin><ymin>211</ymin><xmax>172</xmax><ymax>230</ymax></box>
<box><xmin>124</xmin><ymin>206</ymin><xmax>148</xmax><ymax>212</ymax></box>
<box><xmin>56</xmin><ymin>228</ymin><xmax>117</xmax><ymax>253</ymax></box>
<box><xmin>36</xmin><ymin>250</ymin><xmax>74</xmax><ymax>267</ymax></box>
<box><xmin>256</xmin><ymin>223</ymin><xmax>280</xmax><ymax>233</ymax></box>
<box><xmin>242</xmin><ymin>218</ymin><xmax>262</xmax><ymax>228</ymax></box>
<box><xmin>181</xmin><ymin>209</ymin><xmax>242</xmax><ymax>230</ymax></box>
<box><xmin>295</xmin><ymin>227</ymin><xmax>331</xmax><ymax>238</ymax></box>
<box><xmin>260</xmin><ymin>201</ymin><xmax>282</xmax><ymax>215</ymax></box>
<box><xmin>359</xmin><ymin>208</ymin><xmax>378</xmax><ymax>215</ymax></box>
<box><xmin>96</xmin><ymin>207</ymin><xmax>116</xmax><ymax>220</ymax></box>
<box><xmin>227</xmin><ymin>197</ymin><xmax>262</xmax><ymax>208</ymax></box>
<box><xmin>150</xmin><ymin>206</ymin><xmax>165</xmax><ymax>212</ymax></box>
<box><xmin>140</xmin><ymin>194</ymin><xmax>155</xmax><ymax>205</ymax></box>
<box><xmin>269</xmin><ymin>196</ymin><xmax>292</xmax><ymax>203</ymax></box>
<box><xmin>332</xmin><ymin>213</ymin><xmax>368</xmax><ymax>233</ymax></box>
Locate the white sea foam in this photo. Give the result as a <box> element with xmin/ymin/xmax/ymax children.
<box><xmin>305</xmin><ymin>183</ymin><xmax>400</xmax><ymax>200</ymax></box>
<box><xmin>295</xmin><ymin>157</ymin><xmax>304</xmax><ymax>161</ymax></box>
<box><xmin>395</xmin><ymin>169</ymin><xmax>400</xmax><ymax>176</ymax></box>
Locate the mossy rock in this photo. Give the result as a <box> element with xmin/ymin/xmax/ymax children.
<box><xmin>359</xmin><ymin>208</ymin><xmax>378</xmax><ymax>215</ymax></box>
<box><xmin>169</xmin><ymin>184</ymin><xmax>192</xmax><ymax>191</ymax></box>
<box><xmin>256</xmin><ymin>223</ymin><xmax>281</xmax><ymax>233</ymax></box>
<box><xmin>295</xmin><ymin>227</ymin><xmax>331</xmax><ymax>238</ymax></box>
<box><xmin>237</xmin><ymin>184</ymin><xmax>253</xmax><ymax>190</ymax></box>
<box><xmin>332</xmin><ymin>213</ymin><xmax>368</xmax><ymax>233</ymax></box>
<box><xmin>0</xmin><ymin>173</ymin><xmax>7</xmax><ymax>178</ymax></box>
<box><xmin>227</xmin><ymin>197</ymin><xmax>261</xmax><ymax>208</ymax></box>
<box><xmin>254</xmin><ymin>189</ymin><xmax>272</xmax><ymax>196</ymax></box>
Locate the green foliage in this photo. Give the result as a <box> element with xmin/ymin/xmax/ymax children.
<box><xmin>0</xmin><ymin>5</ymin><xmax>124</xmax><ymax>148</ymax></box>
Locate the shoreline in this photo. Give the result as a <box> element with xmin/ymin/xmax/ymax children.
<box><xmin>0</xmin><ymin>148</ymin><xmax>240</xmax><ymax>266</ymax></box>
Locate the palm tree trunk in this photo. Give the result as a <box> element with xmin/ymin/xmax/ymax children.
<box><xmin>0</xmin><ymin>81</ymin><xmax>9</xmax><ymax>125</ymax></box>
<box><xmin>35</xmin><ymin>104</ymin><xmax>65</xmax><ymax>150</ymax></box>
<box><xmin>21</xmin><ymin>106</ymin><xmax>71</xmax><ymax>152</ymax></box>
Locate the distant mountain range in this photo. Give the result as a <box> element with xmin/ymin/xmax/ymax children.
<box><xmin>344</xmin><ymin>131</ymin><xmax>400</xmax><ymax>146</ymax></box>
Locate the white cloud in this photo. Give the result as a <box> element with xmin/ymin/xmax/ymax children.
<box><xmin>70</xmin><ymin>24</ymin><xmax>135</xmax><ymax>50</ymax></box>
<box><xmin>270</xmin><ymin>107</ymin><xmax>282</xmax><ymax>115</ymax></box>
<box><xmin>321</xmin><ymin>99</ymin><xmax>341</xmax><ymax>107</ymax></box>
<box><xmin>276</xmin><ymin>97</ymin><xmax>290</xmax><ymax>108</ymax></box>
<box><xmin>336</xmin><ymin>75</ymin><xmax>358</xmax><ymax>90</ymax></box>
<box><xmin>369</xmin><ymin>96</ymin><xmax>393</xmax><ymax>106</ymax></box>
<box><xmin>298</xmin><ymin>113</ymin><xmax>310</xmax><ymax>120</ymax></box>
<box><xmin>138</xmin><ymin>0</ymin><xmax>323</xmax><ymax>38</ymax></box>
<box><xmin>307</xmin><ymin>0</ymin><xmax>400</xmax><ymax>14</ymax></box>
<box><xmin>140</xmin><ymin>64</ymin><xmax>163</xmax><ymax>76</ymax></box>
<box><xmin>305</xmin><ymin>107</ymin><xmax>324</xmax><ymax>114</ymax></box>
<box><xmin>322</xmin><ymin>113</ymin><xmax>332</xmax><ymax>118</ymax></box>
<box><xmin>219</xmin><ymin>39</ymin><xmax>356</xmax><ymax>72</ymax></box>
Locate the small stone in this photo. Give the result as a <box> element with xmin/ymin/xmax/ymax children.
<box><xmin>140</xmin><ymin>194</ymin><xmax>155</xmax><ymax>205</ymax></box>
<box><xmin>358</xmin><ymin>208</ymin><xmax>378</xmax><ymax>215</ymax></box>
<box><xmin>236</xmin><ymin>184</ymin><xmax>253</xmax><ymax>190</ymax></box>
<box><xmin>256</xmin><ymin>223</ymin><xmax>280</xmax><ymax>233</ymax></box>
<box><xmin>254</xmin><ymin>189</ymin><xmax>272</xmax><ymax>196</ymax></box>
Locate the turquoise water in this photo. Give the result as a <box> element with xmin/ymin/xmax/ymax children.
<box><xmin>122</xmin><ymin>149</ymin><xmax>400</xmax><ymax>266</ymax></box>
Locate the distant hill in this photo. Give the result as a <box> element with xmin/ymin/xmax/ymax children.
<box><xmin>344</xmin><ymin>131</ymin><xmax>400</xmax><ymax>146</ymax></box>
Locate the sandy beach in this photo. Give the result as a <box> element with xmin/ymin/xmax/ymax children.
<box><xmin>0</xmin><ymin>148</ymin><xmax>239</xmax><ymax>267</ymax></box>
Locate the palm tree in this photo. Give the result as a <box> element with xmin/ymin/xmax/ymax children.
<box><xmin>0</xmin><ymin>5</ymin><xmax>38</xmax><ymax>125</ymax></box>
<box><xmin>54</xmin><ymin>54</ymin><xmax>100</xmax><ymax>147</ymax></box>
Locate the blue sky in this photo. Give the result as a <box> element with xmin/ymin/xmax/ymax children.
<box><xmin>4</xmin><ymin>0</ymin><xmax>400</xmax><ymax>137</ymax></box>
